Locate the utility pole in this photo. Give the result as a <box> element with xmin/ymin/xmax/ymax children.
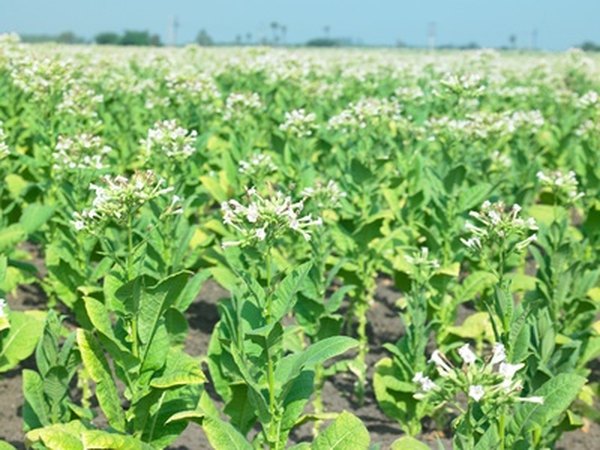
<box><xmin>531</xmin><ymin>28</ymin><xmax>538</xmax><ymax>51</ymax></box>
<box><xmin>428</xmin><ymin>22</ymin><xmax>436</xmax><ymax>51</ymax></box>
<box><xmin>168</xmin><ymin>15</ymin><xmax>179</xmax><ymax>46</ymax></box>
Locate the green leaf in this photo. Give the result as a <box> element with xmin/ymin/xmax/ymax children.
<box><xmin>174</xmin><ymin>269</ymin><xmax>210</xmax><ymax>311</ymax></box>
<box><xmin>137</xmin><ymin>272</ymin><xmax>189</xmax><ymax>347</ymax></box>
<box><xmin>82</xmin><ymin>430</ymin><xmax>155</xmax><ymax>450</ymax></box>
<box><xmin>22</xmin><ymin>369</ymin><xmax>49</xmax><ymax>429</ymax></box>
<box><xmin>0</xmin><ymin>310</ymin><xmax>46</xmax><ymax>372</ymax></box>
<box><xmin>277</xmin><ymin>336</ymin><xmax>357</xmax><ymax>400</ymax></box>
<box><xmin>202</xmin><ymin>415</ymin><xmax>253</xmax><ymax>450</ymax></box>
<box><xmin>510</xmin><ymin>373</ymin><xmax>586</xmax><ymax>439</ymax></box>
<box><xmin>0</xmin><ymin>224</ymin><xmax>26</xmax><ymax>253</ymax></box>
<box><xmin>458</xmin><ymin>183</ymin><xmax>493</xmax><ymax>212</ymax></box>
<box><xmin>76</xmin><ymin>330</ymin><xmax>126</xmax><ymax>432</ymax></box>
<box><xmin>150</xmin><ymin>349</ymin><xmax>206</xmax><ymax>389</ymax></box>
<box><xmin>25</xmin><ymin>421</ymin><xmax>87</xmax><ymax>450</ymax></box>
<box><xmin>200</xmin><ymin>175</ymin><xmax>228</xmax><ymax>203</ymax></box>
<box><xmin>19</xmin><ymin>203</ymin><xmax>54</xmax><ymax>233</ymax></box>
<box><xmin>271</xmin><ymin>262</ymin><xmax>312</xmax><ymax>323</ymax></box>
<box><xmin>312</xmin><ymin>411</ymin><xmax>369</xmax><ymax>450</ymax></box>
<box><xmin>474</xmin><ymin>425</ymin><xmax>500</xmax><ymax>450</ymax></box>
<box><xmin>457</xmin><ymin>271</ymin><xmax>497</xmax><ymax>303</ymax></box>
<box><xmin>83</xmin><ymin>296</ymin><xmax>138</xmax><ymax>371</ymax></box>
<box><xmin>391</xmin><ymin>436</ymin><xmax>431</xmax><ymax>450</ymax></box>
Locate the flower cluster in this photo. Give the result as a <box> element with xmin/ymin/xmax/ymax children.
<box><xmin>0</xmin><ymin>122</ymin><xmax>9</xmax><ymax>159</ymax></box>
<box><xmin>71</xmin><ymin>171</ymin><xmax>180</xmax><ymax>231</ymax></box>
<box><xmin>414</xmin><ymin>343</ymin><xmax>543</xmax><ymax>407</ymax></box>
<box><xmin>426</xmin><ymin>110</ymin><xmax>545</xmax><ymax>141</ymax></box>
<box><xmin>221</xmin><ymin>187</ymin><xmax>322</xmax><ymax>247</ymax></box>
<box><xmin>0</xmin><ymin>298</ymin><xmax>7</xmax><ymax>318</ymax></box>
<box><xmin>576</xmin><ymin>90</ymin><xmax>599</xmax><ymax>109</ymax></box>
<box><xmin>279</xmin><ymin>109</ymin><xmax>317</xmax><ymax>138</ymax></box>
<box><xmin>537</xmin><ymin>169</ymin><xmax>584</xmax><ymax>204</ymax></box>
<box><xmin>53</xmin><ymin>134</ymin><xmax>111</xmax><ymax>172</ymax></box>
<box><xmin>439</xmin><ymin>72</ymin><xmax>486</xmax><ymax>96</ymax></box>
<box><xmin>461</xmin><ymin>201</ymin><xmax>538</xmax><ymax>253</ymax></box>
<box><xmin>223</xmin><ymin>92</ymin><xmax>263</xmax><ymax>121</ymax></box>
<box><xmin>404</xmin><ymin>247</ymin><xmax>441</xmax><ymax>271</ymax></box>
<box><xmin>327</xmin><ymin>97</ymin><xmax>402</xmax><ymax>133</ymax></box>
<box><xmin>238</xmin><ymin>153</ymin><xmax>277</xmax><ymax>179</ymax></box>
<box><xmin>165</xmin><ymin>72</ymin><xmax>221</xmax><ymax>107</ymax></box>
<box><xmin>300</xmin><ymin>180</ymin><xmax>347</xmax><ymax>209</ymax></box>
<box><xmin>56</xmin><ymin>83</ymin><xmax>104</xmax><ymax>119</ymax></box>
<box><xmin>140</xmin><ymin>119</ymin><xmax>198</xmax><ymax>160</ymax></box>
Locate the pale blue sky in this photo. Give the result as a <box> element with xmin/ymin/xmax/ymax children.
<box><xmin>1</xmin><ymin>0</ymin><xmax>598</xmax><ymax>50</ymax></box>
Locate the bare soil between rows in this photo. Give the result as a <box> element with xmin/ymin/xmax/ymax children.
<box><xmin>1</xmin><ymin>278</ymin><xmax>599</xmax><ymax>450</ymax></box>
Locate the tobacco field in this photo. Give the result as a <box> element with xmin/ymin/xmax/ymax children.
<box><xmin>0</xmin><ymin>35</ymin><xmax>599</xmax><ymax>449</ymax></box>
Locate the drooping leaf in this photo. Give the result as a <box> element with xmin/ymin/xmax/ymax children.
<box><xmin>76</xmin><ymin>330</ymin><xmax>126</xmax><ymax>432</ymax></box>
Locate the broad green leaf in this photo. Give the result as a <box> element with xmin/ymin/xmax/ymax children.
<box><xmin>0</xmin><ymin>225</ymin><xmax>26</xmax><ymax>253</ymax></box>
<box><xmin>19</xmin><ymin>203</ymin><xmax>54</xmax><ymax>233</ymax></box>
<box><xmin>391</xmin><ymin>436</ymin><xmax>431</xmax><ymax>450</ymax></box>
<box><xmin>447</xmin><ymin>312</ymin><xmax>494</xmax><ymax>341</ymax></box>
<box><xmin>150</xmin><ymin>349</ymin><xmax>206</xmax><ymax>388</ymax></box>
<box><xmin>22</xmin><ymin>369</ymin><xmax>49</xmax><ymax>429</ymax></box>
<box><xmin>458</xmin><ymin>183</ymin><xmax>493</xmax><ymax>212</ymax></box>
<box><xmin>0</xmin><ymin>310</ymin><xmax>45</xmax><ymax>372</ymax></box>
<box><xmin>200</xmin><ymin>175</ymin><xmax>228</xmax><ymax>203</ymax></box>
<box><xmin>510</xmin><ymin>373</ymin><xmax>586</xmax><ymax>438</ymax></box>
<box><xmin>474</xmin><ymin>425</ymin><xmax>500</xmax><ymax>450</ymax></box>
<box><xmin>76</xmin><ymin>330</ymin><xmax>126</xmax><ymax>432</ymax></box>
<box><xmin>312</xmin><ymin>411</ymin><xmax>369</xmax><ymax>450</ymax></box>
<box><xmin>83</xmin><ymin>296</ymin><xmax>137</xmax><ymax>371</ymax></box>
<box><xmin>202</xmin><ymin>415</ymin><xmax>253</xmax><ymax>450</ymax></box>
<box><xmin>137</xmin><ymin>272</ymin><xmax>189</xmax><ymax>348</ymax></box>
<box><xmin>25</xmin><ymin>421</ymin><xmax>87</xmax><ymax>450</ymax></box>
<box><xmin>456</xmin><ymin>271</ymin><xmax>497</xmax><ymax>303</ymax></box>
<box><xmin>277</xmin><ymin>336</ymin><xmax>357</xmax><ymax>399</ymax></box>
<box><xmin>82</xmin><ymin>430</ymin><xmax>155</xmax><ymax>450</ymax></box>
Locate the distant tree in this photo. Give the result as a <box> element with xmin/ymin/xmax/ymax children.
<box><xmin>245</xmin><ymin>32</ymin><xmax>252</xmax><ymax>44</ymax></box>
<box><xmin>21</xmin><ymin>32</ymin><xmax>84</xmax><ymax>44</ymax></box>
<box><xmin>120</xmin><ymin>30</ymin><xmax>161</xmax><ymax>46</ymax></box>
<box><xmin>580</xmin><ymin>41</ymin><xmax>600</xmax><ymax>52</ymax></box>
<box><xmin>95</xmin><ymin>32</ymin><xmax>120</xmax><ymax>45</ymax></box>
<box><xmin>149</xmin><ymin>34</ymin><xmax>161</xmax><ymax>46</ymax></box>
<box><xmin>56</xmin><ymin>31</ymin><xmax>84</xmax><ymax>44</ymax></box>
<box><xmin>196</xmin><ymin>29</ymin><xmax>214</xmax><ymax>46</ymax></box>
<box><xmin>235</xmin><ymin>34</ymin><xmax>242</xmax><ymax>45</ymax></box>
<box><xmin>306</xmin><ymin>37</ymin><xmax>339</xmax><ymax>47</ymax></box>
<box><xmin>509</xmin><ymin>34</ymin><xmax>517</xmax><ymax>49</ymax></box>
<box><xmin>323</xmin><ymin>25</ymin><xmax>331</xmax><ymax>38</ymax></box>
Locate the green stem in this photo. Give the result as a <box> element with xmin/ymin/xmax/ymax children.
<box><xmin>498</xmin><ymin>412</ymin><xmax>506</xmax><ymax>450</ymax></box>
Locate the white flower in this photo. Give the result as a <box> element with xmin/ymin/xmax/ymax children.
<box><xmin>0</xmin><ymin>298</ymin><xmax>6</xmax><ymax>317</ymax></box>
<box><xmin>490</xmin><ymin>343</ymin><xmax>506</xmax><ymax>365</ymax></box>
<box><xmin>280</xmin><ymin>108</ymin><xmax>317</xmax><ymax>138</ymax></box>
<box><xmin>430</xmin><ymin>350</ymin><xmax>453</xmax><ymax>377</ymax></box>
<box><xmin>468</xmin><ymin>385</ymin><xmax>485</xmax><ymax>402</ymax></box>
<box><xmin>518</xmin><ymin>396</ymin><xmax>544</xmax><ymax>404</ymax></box>
<box><xmin>458</xmin><ymin>344</ymin><xmax>477</xmax><ymax>365</ymax></box>
<box><xmin>413</xmin><ymin>372</ymin><xmax>437</xmax><ymax>392</ymax></box>
<box><xmin>140</xmin><ymin>119</ymin><xmax>198</xmax><ymax>160</ymax></box>
<box><xmin>498</xmin><ymin>362</ymin><xmax>525</xmax><ymax>380</ymax></box>
<box><xmin>255</xmin><ymin>227</ymin><xmax>267</xmax><ymax>241</ymax></box>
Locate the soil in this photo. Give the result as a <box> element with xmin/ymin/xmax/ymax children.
<box><xmin>1</xmin><ymin>276</ymin><xmax>599</xmax><ymax>450</ymax></box>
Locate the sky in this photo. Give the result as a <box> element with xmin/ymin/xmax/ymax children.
<box><xmin>1</xmin><ymin>0</ymin><xmax>599</xmax><ymax>50</ymax></box>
